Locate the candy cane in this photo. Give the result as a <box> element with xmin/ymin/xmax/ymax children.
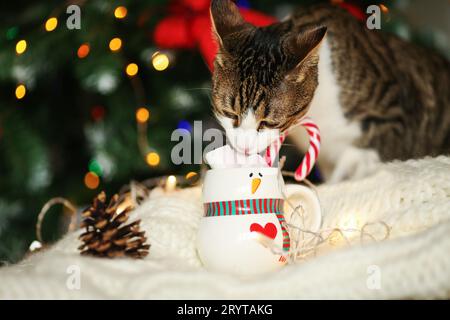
<box><xmin>265</xmin><ymin>135</ymin><xmax>286</xmax><ymax>167</ymax></box>
<box><xmin>264</xmin><ymin>117</ymin><xmax>321</xmax><ymax>181</ymax></box>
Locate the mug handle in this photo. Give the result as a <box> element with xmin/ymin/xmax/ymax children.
<box><xmin>283</xmin><ymin>184</ymin><xmax>322</xmax><ymax>233</ymax></box>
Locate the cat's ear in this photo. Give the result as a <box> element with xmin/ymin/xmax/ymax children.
<box><xmin>284</xmin><ymin>26</ymin><xmax>327</xmax><ymax>78</ymax></box>
<box><xmin>210</xmin><ymin>0</ymin><xmax>252</xmax><ymax>47</ymax></box>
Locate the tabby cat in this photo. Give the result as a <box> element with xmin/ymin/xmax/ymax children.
<box><xmin>210</xmin><ymin>0</ymin><xmax>450</xmax><ymax>182</ymax></box>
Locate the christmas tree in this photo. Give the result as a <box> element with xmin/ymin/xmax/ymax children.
<box><xmin>0</xmin><ymin>0</ymin><xmax>448</xmax><ymax>263</ymax></box>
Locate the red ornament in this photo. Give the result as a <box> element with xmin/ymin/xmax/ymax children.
<box><xmin>179</xmin><ymin>0</ymin><xmax>210</xmax><ymax>12</ymax></box>
<box><xmin>154</xmin><ymin>16</ymin><xmax>196</xmax><ymax>49</ymax></box>
<box><xmin>337</xmin><ymin>2</ymin><xmax>366</xmax><ymax>21</ymax></box>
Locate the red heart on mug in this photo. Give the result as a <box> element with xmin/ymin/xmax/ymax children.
<box><xmin>250</xmin><ymin>222</ymin><xmax>277</xmax><ymax>239</ymax></box>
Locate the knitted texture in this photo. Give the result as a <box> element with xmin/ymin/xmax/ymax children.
<box><xmin>1</xmin><ymin>156</ymin><xmax>449</xmax><ymax>299</ymax></box>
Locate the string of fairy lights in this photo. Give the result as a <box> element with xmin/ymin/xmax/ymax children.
<box><xmin>12</xmin><ymin>4</ymin><xmax>195</xmax><ymax>191</ymax></box>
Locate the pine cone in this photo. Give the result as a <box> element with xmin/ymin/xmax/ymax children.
<box><xmin>78</xmin><ymin>191</ymin><xmax>150</xmax><ymax>258</ymax></box>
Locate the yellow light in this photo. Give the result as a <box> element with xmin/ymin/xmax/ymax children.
<box><xmin>114</xmin><ymin>6</ymin><xmax>128</xmax><ymax>19</ymax></box>
<box><xmin>16</xmin><ymin>40</ymin><xmax>27</xmax><ymax>55</ymax></box>
<box><xmin>328</xmin><ymin>229</ymin><xmax>345</xmax><ymax>246</ymax></box>
<box><xmin>84</xmin><ymin>172</ymin><xmax>100</xmax><ymax>189</ymax></box>
<box><xmin>15</xmin><ymin>84</ymin><xmax>26</xmax><ymax>99</ymax></box>
<box><xmin>185</xmin><ymin>172</ymin><xmax>197</xmax><ymax>179</ymax></box>
<box><xmin>339</xmin><ymin>214</ymin><xmax>360</xmax><ymax>238</ymax></box>
<box><xmin>152</xmin><ymin>52</ymin><xmax>170</xmax><ymax>71</ymax></box>
<box><xmin>45</xmin><ymin>17</ymin><xmax>58</xmax><ymax>32</ymax></box>
<box><xmin>77</xmin><ymin>43</ymin><xmax>90</xmax><ymax>59</ymax></box>
<box><xmin>125</xmin><ymin>63</ymin><xmax>138</xmax><ymax>76</ymax></box>
<box><xmin>136</xmin><ymin>107</ymin><xmax>150</xmax><ymax>123</ymax></box>
<box><xmin>146</xmin><ymin>152</ymin><xmax>160</xmax><ymax>167</ymax></box>
<box><xmin>109</xmin><ymin>37</ymin><xmax>122</xmax><ymax>52</ymax></box>
<box><xmin>379</xmin><ymin>4</ymin><xmax>389</xmax><ymax>14</ymax></box>
<box><xmin>165</xmin><ymin>175</ymin><xmax>177</xmax><ymax>192</ymax></box>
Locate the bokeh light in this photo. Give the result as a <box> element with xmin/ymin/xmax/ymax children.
<box><xmin>15</xmin><ymin>40</ymin><xmax>27</xmax><ymax>55</ymax></box>
<box><xmin>152</xmin><ymin>52</ymin><xmax>170</xmax><ymax>71</ymax></box>
<box><xmin>177</xmin><ymin>120</ymin><xmax>192</xmax><ymax>132</ymax></box>
<box><xmin>84</xmin><ymin>172</ymin><xmax>100</xmax><ymax>189</ymax></box>
<box><xmin>109</xmin><ymin>37</ymin><xmax>122</xmax><ymax>52</ymax></box>
<box><xmin>125</xmin><ymin>63</ymin><xmax>138</xmax><ymax>76</ymax></box>
<box><xmin>6</xmin><ymin>27</ymin><xmax>18</xmax><ymax>40</ymax></box>
<box><xmin>45</xmin><ymin>17</ymin><xmax>58</xmax><ymax>32</ymax></box>
<box><xmin>88</xmin><ymin>160</ymin><xmax>103</xmax><ymax>177</ymax></box>
<box><xmin>136</xmin><ymin>107</ymin><xmax>150</xmax><ymax>123</ymax></box>
<box><xmin>15</xmin><ymin>84</ymin><xmax>26</xmax><ymax>99</ymax></box>
<box><xmin>146</xmin><ymin>152</ymin><xmax>160</xmax><ymax>167</ymax></box>
<box><xmin>165</xmin><ymin>175</ymin><xmax>177</xmax><ymax>192</ymax></box>
<box><xmin>114</xmin><ymin>6</ymin><xmax>127</xmax><ymax>19</ymax></box>
<box><xmin>90</xmin><ymin>105</ymin><xmax>105</xmax><ymax>121</ymax></box>
<box><xmin>77</xmin><ymin>43</ymin><xmax>90</xmax><ymax>59</ymax></box>
<box><xmin>185</xmin><ymin>172</ymin><xmax>197</xmax><ymax>179</ymax></box>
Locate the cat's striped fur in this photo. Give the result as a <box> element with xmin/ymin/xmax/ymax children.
<box><xmin>210</xmin><ymin>1</ymin><xmax>450</xmax><ymax>181</ymax></box>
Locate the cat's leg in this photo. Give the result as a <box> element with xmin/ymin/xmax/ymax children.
<box><xmin>328</xmin><ymin>146</ymin><xmax>381</xmax><ymax>183</ymax></box>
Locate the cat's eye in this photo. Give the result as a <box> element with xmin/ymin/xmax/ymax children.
<box><xmin>221</xmin><ymin>110</ymin><xmax>240</xmax><ymax>126</ymax></box>
<box><xmin>222</xmin><ymin>109</ymin><xmax>237</xmax><ymax>119</ymax></box>
<box><xmin>258</xmin><ymin>120</ymin><xmax>276</xmax><ymax>130</ymax></box>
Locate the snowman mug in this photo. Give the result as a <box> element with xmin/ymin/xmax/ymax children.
<box><xmin>197</xmin><ymin>167</ymin><xmax>322</xmax><ymax>276</ymax></box>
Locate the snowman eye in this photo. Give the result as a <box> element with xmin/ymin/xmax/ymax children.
<box><xmin>258</xmin><ymin>173</ymin><xmax>263</xmax><ymax>177</ymax></box>
<box><xmin>249</xmin><ymin>173</ymin><xmax>253</xmax><ymax>177</ymax></box>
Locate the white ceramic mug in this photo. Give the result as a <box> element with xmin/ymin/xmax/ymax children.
<box><xmin>197</xmin><ymin>167</ymin><xmax>321</xmax><ymax>276</ymax></box>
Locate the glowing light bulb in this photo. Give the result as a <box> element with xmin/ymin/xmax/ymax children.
<box><xmin>114</xmin><ymin>6</ymin><xmax>127</xmax><ymax>19</ymax></box>
<box><xmin>165</xmin><ymin>175</ymin><xmax>177</xmax><ymax>192</ymax></box>
<box><xmin>45</xmin><ymin>17</ymin><xmax>58</xmax><ymax>32</ymax></box>
<box><xmin>109</xmin><ymin>37</ymin><xmax>122</xmax><ymax>52</ymax></box>
<box><xmin>15</xmin><ymin>84</ymin><xmax>26</xmax><ymax>99</ymax></box>
<box><xmin>152</xmin><ymin>52</ymin><xmax>170</xmax><ymax>71</ymax></box>
<box><xmin>84</xmin><ymin>172</ymin><xmax>100</xmax><ymax>189</ymax></box>
<box><xmin>339</xmin><ymin>214</ymin><xmax>360</xmax><ymax>238</ymax></box>
<box><xmin>77</xmin><ymin>43</ymin><xmax>90</xmax><ymax>58</ymax></box>
<box><xmin>125</xmin><ymin>63</ymin><xmax>138</xmax><ymax>76</ymax></box>
<box><xmin>16</xmin><ymin>40</ymin><xmax>27</xmax><ymax>55</ymax></box>
<box><xmin>136</xmin><ymin>107</ymin><xmax>150</xmax><ymax>123</ymax></box>
<box><xmin>146</xmin><ymin>152</ymin><xmax>160</xmax><ymax>166</ymax></box>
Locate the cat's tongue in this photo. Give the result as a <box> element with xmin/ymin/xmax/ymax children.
<box><xmin>205</xmin><ymin>145</ymin><xmax>269</xmax><ymax>169</ymax></box>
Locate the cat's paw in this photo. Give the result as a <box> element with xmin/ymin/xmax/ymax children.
<box><xmin>328</xmin><ymin>147</ymin><xmax>381</xmax><ymax>183</ymax></box>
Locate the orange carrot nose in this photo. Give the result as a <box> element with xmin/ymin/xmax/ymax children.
<box><xmin>251</xmin><ymin>178</ymin><xmax>261</xmax><ymax>194</ymax></box>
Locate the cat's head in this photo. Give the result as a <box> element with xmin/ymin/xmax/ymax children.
<box><xmin>210</xmin><ymin>0</ymin><xmax>326</xmax><ymax>154</ymax></box>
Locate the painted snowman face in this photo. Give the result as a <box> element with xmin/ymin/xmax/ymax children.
<box><xmin>203</xmin><ymin>167</ymin><xmax>284</xmax><ymax>203</ymax></box>
<box><xmin>249</xmin><ymin>171</ymin><xmax>263</xmax><ymax>195</ymax></box>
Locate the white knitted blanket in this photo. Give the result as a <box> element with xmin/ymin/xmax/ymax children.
<box><xmin>1</xmin><ymin>156</ymin><xmax>450</xmax><ymax>299</ymax></box>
